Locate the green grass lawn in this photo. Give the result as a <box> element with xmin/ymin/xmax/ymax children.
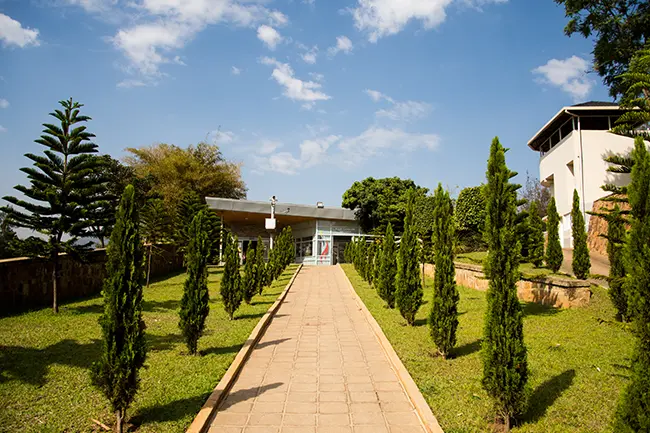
<box><xmin>0</xmin><ymin>265</ymin><xmax>298</xmax><ymax>433</ymax></box>
<box><xmin>456</xmin><ymin>251</ymin><xmax>571</xmax><ymax>280</ymax></box>
<box><xmin>342</xmin><ymin>264</ymin><xmax>633</xmax><ymax>433</ymax></box>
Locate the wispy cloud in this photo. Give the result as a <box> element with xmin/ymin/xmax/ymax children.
<box><xmin>0</xmin><ymin>98</ymin><xmax>9</xmax><ymax>109</ymax></box>
<box><xmin>533</xmin><ymin>56</ymin><xmax>594</xmax><ymax>101</ymax></box>
<box><xmin>231</xmin><ymin>66</ymin><xmax>241</xmax><ymax>75</ymax></box>
<box><xmin>328</xmin><ymin>35</ymin><xmax>353</xmax><ymax>56</ymax></box>
<box><xmin>364</xmin><ymin>89</ymin><xmax>431</xmax><ymax>122</ymax></box>
<box><xmin>260</xmin><ymin>57</ymin><xmax>331</xmax><ymax>106</ymax></box>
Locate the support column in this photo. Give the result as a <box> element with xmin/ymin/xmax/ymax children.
<box><xmin>219</xmin><ymin>215</ymin><xmax>224</xmax><ymax>263</ymax></box>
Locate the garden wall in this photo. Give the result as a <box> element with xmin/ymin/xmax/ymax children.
<box><xmin>0</xmin><ymin>244</ymin><xmax>184</xmax><ymax>315</ymax></box>
<box><xmin>587</xmin><ymin>196</ymin><xmax>630</xmax><ymax>256</ymax></box>
<box><xmin>423</xmin><ymin>262</ymin><xmax>592</xmax><ymax>309</ymax></box>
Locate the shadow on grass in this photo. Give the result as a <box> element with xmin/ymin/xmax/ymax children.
<box><xmin>0</xmin><ymin>339</ymin><xmax>101</xmax><ymax>386</ymax></box>
<box><xmin>147</xmin><ymin>333</ymin><xmax>184</xmax><ymax>351</ymax></box>
<box><xmin>236</xmin><ymin>312</ymin><xmax>266</xmax><ymax>321</ymax></box>
<box><xmin>66</xmin><ymin>303</ymin><xmax>104</xmax><ymax>315</ymax></box>
<box><xmin>200</xmin><ymin>344</ymin><xmax>242</xmax><ymax>357</ymax></box>
<box><xmin>522</xmin><ymin>302</ymin><xmax>560</xmax><ymax>317</ymax></box>
<box><xmin>142</xmin><ymin>299</ymin><xmax>181</xmax><ymax>313</ymax></box>
<box><xmin>131</xmin><ymin>392</ymin><xmax>211</xmax><ymax>426</ymax></box>
<box><xmin>413</xmin><ymin>318</ymin><xmax>428</xmax><ymax>327</ymax></box>
<box><xmin>522</xmin><ymin>369</ymin><xmax>576</xmax><ymax>424</ymax></box>
<box><xmin>453</xmin><ymin>339</ymin><xmax>482</xmax><ymax>358</ymax></box>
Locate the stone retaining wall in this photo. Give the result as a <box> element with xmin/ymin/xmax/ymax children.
<box><xmin>0</xmin><ymin>244</ymin><xmax>184</xmax><ymax>315</ymax></box>
<box><xmin>423</xmin><ymin>262</ymin><xmax>592</xmax><ymax>309</ymax></box>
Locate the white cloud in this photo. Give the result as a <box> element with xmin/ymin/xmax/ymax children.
<box><xmin>328</xmin><ymin>35</ymin><xmax>353</xmax><ymax>56</ymax></box>
<box><xmin>231</xmin><ymin>66</ymin><xmax>241</xmax><ymax>75</ymax></box>
<box><xmin>0</xmin><ymin>13</ymin><xmax>40</xmax><ymax>48</ymax></box>
<box><xmin>257</xmin><ymin>25</ymin><xmax>282</xmax><ymax>50</ymax></box>
<box><xmin>0</xmin><ymin>125</ymin><xmax>6</xmax><ymax>133</ymax></box>
<box><xmin>300</xmin><ymin>135</ymin><xmax>339</xmax><ymax>167</ymax></box>
<box><xmin>269</xmin><ymin>11</ymin><xmax>289</xmax><ymax>27</ymax></box>
<box><xmin>309</xmin><ymin>72</ymin><xmax>324</xmax><ymax>82</ymax></box>
<box><xmin>260</xmin><ymin>152</ymin><xmax>302</xmax><ymax>175</ymax></box>
<box><xmin>209</xmin><ymin>129</ymin><xmax>237</xmax><ymax>144</ymax></box>
<box><xmin>0</xmin><ymin>98</ymin><xmax>9</xmax><ymax>109</ymax></box>
<box><xmin>364</xmin><ymin>89</ymin><xmax>430</xmax><ymax>122</ymax></box>
<box><xmin>533</xmin><ymin>56</ymin><xmax>594</xmax><ymax>101</ymax></box>
<box><xmin>65</xmin><ymin>0</ymin><xmax>117</xmax><ymax>13</ymax></box>
<box><xmin>260</xmin><ymin>57</ymin><xmax>331</xmax><ymax>104</ymax></box>
<box><xmin>117</xmin><ymin>79</ymin><xmax>148</xmax><ymax>88</ymax></box>
<box><xmin>365</xmin><ymin>88</ymin><xmax>392</xmax><ymax>103</ymax></box>
<box><xmin>300</xmin><ymin>45</ymin><xmax>319</xmax><ymax>64</ymax></box>
<box><xmin>259</xmin><ymin>139</ymin><xmax>283</xmax><ymax>154</ymax></box>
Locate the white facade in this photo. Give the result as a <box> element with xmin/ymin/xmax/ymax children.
<box><xmin>531</xmin><ymin>104</ymin><xmax>635</xmax><ymax>248</ymax></box>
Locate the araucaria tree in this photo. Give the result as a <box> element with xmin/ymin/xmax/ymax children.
<box><xmin>545</xmin><ymin>197</ymin><xmax>563</xmax><ymax>273</ymax></box>
<box><xmin>221</xmin><ymin>233</ymin><xmax>242</xmax><ymax>320</ymax></box>
<box><xmin>178</xmin><ymin>211</ymin><xmax>211</xmax><ymax>355</ymax></box>
<box><xmin>395</xmin><ymin>190</ymin><xmax>423</xmax><ymax>325</ymax></box>
<box><xmin>606</xmin><ymin>206</ymin><xmax>628</xmax><ymax>322</ymax></box>
<box><xmin>482</xmin><ymin>137</ymin><xmax>528</xmax><ymax>430</ymax></box>
<box><xmin>2</xmin><ymin>98</ymin><xmax>107</xmax><ymax>313</ymax></box>
<box><xmin>429</xmin><ymin>184</ymin><xmax>459</xmax><ymax>358</ymax></box>
<box><xmin>614</xmin><ymin>136</ymin><xmax>650</xmax><ymax>431</ymax></box>
<box><xmin>378</xmin><ymin>224</ymin><xmax>398</xmax><ymax>308</ymax></box>
<box><xmin>242</xmin><ymin>242</ymin><xmax>257</xmax><ymax>304</ymax></box>
<box><xmin>527</xmin><ymin>201</ymin><xmax>545</xmax><ymax>268</ymax></box>
<box><xmin>571</xmin><ymin>190</ymin><xmax>591</xmax><ymax>279</ymax></box>
<box><xmin>91</xmin><ymin>185</ymin><xmax>146</xmax><ymax>433</ymax></box>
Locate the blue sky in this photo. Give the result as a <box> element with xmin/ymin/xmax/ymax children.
<box><xmin>0</xmin><ymin>0</ymin><xmax>611</xmax><ymax>209</ymax></box>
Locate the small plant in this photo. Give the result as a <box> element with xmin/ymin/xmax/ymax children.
<box><xmin>571</xmin><ymin>190</ymin><xmax>591</xmax><ymax>279</ymax></box>
<box><xmin>545</xmin><ymin>197</ymin><xmax>563</xmax><ymax>273</ymax></box>
<box><xmin>221</xmin><ymin>232</ymin><xmax>242</xmax><ymax>320</ymax></box>
<box><xmin>395</xmin><ymin>189</ymin><xmax>423</xmax><ymax>325</ymax></box>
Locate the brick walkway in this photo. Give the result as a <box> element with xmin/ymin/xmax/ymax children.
<box><xmin>207</xmin><ymin>265</ymin><xmax>428</xmax><ymax>433</ymax></box>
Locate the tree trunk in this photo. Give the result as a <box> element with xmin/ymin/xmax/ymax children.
<box><xmin>504</xmin><ymin>415</ymin><xmax>510</xmax><ymax>432</ymax></box>
<box><xmin>146</xmin><ymin>245</ymin><xmax>152</xmax><ymax>287</ymax></box>
<box><xmin>52</xmin><ymin>255</ymin><xmax>59</xmax><ymax>314</ymax></box>
<box><xmin>115</xmin><ymin>409</ymin><xmax>123</xmax><ymax>433</ymax></box>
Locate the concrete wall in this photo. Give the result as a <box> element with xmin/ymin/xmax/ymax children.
<box><xmin>0</xmin><ymin>244</ymin><xmax>184</xmax><ymax>315</ymax></box>
<box><xmin>423</xmin><ymin>262</ymin><xmax>592</xmax><ymax>309</ymax></box>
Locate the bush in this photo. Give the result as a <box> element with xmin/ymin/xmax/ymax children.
<box><xmin>455</xmin><ymin>186</ymin><xmax>487</xmax><ymax>252</ymax></box>
<box><xmin>395</xmin><ymin>190</ymin><xmax>423</xmax><ymax>325</ymax></box>
<box><xmin>545</xmin><ymin>197</ymin><xmax>563</xmax><ymax>272</ymax></box>
<box><xmin>242</xmin><ymin>242</ymin><xmax>257</xmax><ymax>304</ymax></box>
<box><xmin>571</xmin><ymin>189</ymin><xmax>591</xmax><ymax>279</ymax></box>
<box><xmin>221</xmin><ymin>233</ymin><xmax>242</xmax><ymax>320</ymax></box>
<box><xmin>527</xmin><ymin>201</ymin><xmax>545</xmax><ymax>267</ymax></box>
<box><xmin>378</xmin><ymin>224</ymin><xmax>397</xmax><ymax>308</ymax></box>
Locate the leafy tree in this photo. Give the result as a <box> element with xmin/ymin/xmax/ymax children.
<box><xmin>571</xmin><ymin>190</ymin><xmax>592</xmax><ymax>279</ymax></box>
<box><xmin>545</xmin><ymin>197</ymin><xmax>564</xmax><ymax>273</ymax></box>
<box><xmin>342</xmin><ymin>177</ymin><xmax>428</xmax><ymax>235</ymax></box>
<box><xmin>140</xmin><ymin>198</ymin><xmax>172</xmax><ymax>287</ymax></box>
<box><xmin>527</xmin><ymin>201</ymin><xmax>545</xmax><ymax>267</ymax></box>
<box><xmin>518</xmin><ymin>172</ymin><xmax>551</xmax><ymax>219</ymax></box>
<box><xmin>455</xmin><ymin>185</ymin><xmax>487</xmax><ymax>252</ymax></box>
<box><xmin>614</xmin><ymin>136</ymin><xmax>650</xmax><ymax>431</ymax></box>
<box><xmin>175</xmin><ymin>191</ymin><xmax>221</xmax><ymax>262</ymax></box>
<box><xmin>91</xmin><ymin>185</ymin><xmax>146</xmax><ymax>433</ymax></box>
<box><xmin>125</xmin><ymin>142</ymin><xmax>247</xmax><ymax>212</ymax></box>
<box><xmin>254</xmin><ymin>237</ymin><xmax>266</xmax><ymax>295</ymax></box>
<box><xmin>554</xmin><ymin>0</ymin><xmax>650</xmax><ymax>97</ymax></box>
<box><xmin>2</xmin><ymin>98</ymin><xmax>107</xmax><ymax>313</ymax></box>
<box><xmin>395</xmin><ymin>190</ymin><xmax>423</xmax><ymax>326</ymax></box>
<box><xmin>178</xmin><ymin>211</ymin><xmax>211</xmax><ymax>355</ymax></box>
<box><xmin>429</xmin><ymin>184</ymin><xmax>459</xmax><ymax>358</ymax></box>
<box><xmin>221</xmin><ymin>232</ymin><xmax>242</xmax><ymax>320</ymax></box>
<box><xmin>0</xmin><ymin>211</ymin><xmax>19</xmax><ymax>259</ymax></box>
<box><xmin>378</xmin><ymin>224</ymin><xmax>397</xmax><ymax>308</ymax></box>
<box><xmin>242</xmin><ymin>242</ymin><xmax>257</xmax><ymax>304</ymax></box>
<box><xmin>606</xmin><ymin>205</ymin><xmax>629</xmax><ymax>321</ymax></box>
<box><xmin>482</xmin><ymin>137</ymin><xmax>528</xmax><ymax>431</ymax></box>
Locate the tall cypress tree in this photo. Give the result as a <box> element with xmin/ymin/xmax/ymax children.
<box><xmin>2</xmin><ymin>98</ymin><xmax>107</xmax><ymax>313</ymax></box>
<box><xmin>178</xmin><ymin>211</ymin><xmax>211</xmax><ymax>355</ymax></box>
<box><xmin>395</xmin><ymin>190</ymin><xmax>423</xmax><ymax>326</ymax></box>
<box><xmin>571</xmin><ymin>189</ymin><xmax>591</xmax><ymax>279</ymax></box>
<box><xmin>221</xmin><ymin>233</ymin><xmax>242</xmax><ymax>320</ymax></box>
<box><xmin>545</xmin><ymin>197</ymin><xmax>563</xmax><ymax>273</ymax></box>
<box><xmin>91</xmin><ymin>185</ymin><xmax>146</xmax><ymax>433</ymax></box>
<box><xmin>255</xmin><ymin>236</ymin><xmax>266</xmax><ymax>295</ymax></box>
<box><xmin>614</xmin><ymin>137</ymin><xmax>650</xmax><ymax>432</ymax></box>
<box><xmin>429</xmin><ymin>184</ymin><xmax>459</xmax><ymax>358</ymax></box>
<box><xmin>606</xmin><ymin>205</ymin><xmax>628</xmax><ymax>322</ymax></box>
<box><xmin>482</xmin><ymin>137</ymin><xmax>528</xmax><ymax>430</ymax></box>
<box><xmin>378</xmin><ymin>223</ymin><xmax>397</xmax><ymax>308</ymax></box>
<box><xmin>527</xmin><ymin>201</ymin><xmax>545</xmax><ymax>268</ymax></box>
<box><xmin>242</xmin><ymin>242</ymin><xmax>257</xmax><ymax>304</ymax></box>
<box><xmin>373</xmin><ymin>241</ymin><xmax>382</xmax><ymax>287</ymax></box>
<box><xmin>367</xmin><ymin>242</ymin><xmax>376</xmax><ymax>286</ymax></box>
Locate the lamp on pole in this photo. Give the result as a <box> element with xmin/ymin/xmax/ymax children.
<box><xmin>267</xmin><ymin>196</ymin><xmax>277</xmax><ymax>250</ymax></box>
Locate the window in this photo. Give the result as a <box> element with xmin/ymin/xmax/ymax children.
<box><xmin>580</xmin><ymin>116</ymin><xmax>610</xmax><ymax>130</ymax></box>
<box><xmin>295</xmin><ymin>236</ymin><xmax>313</xmax><ymax>258</ymax></box>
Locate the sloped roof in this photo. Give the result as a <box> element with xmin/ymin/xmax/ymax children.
<box><xmin>571</xmin><ymin>101</ymin><xmax>619</xmax><ymax>108</ymax></box>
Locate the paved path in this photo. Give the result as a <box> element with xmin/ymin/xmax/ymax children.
<box><xmin>207</xmin><ymin>266</ymin><xmax>428</xmax><ymax>433</ymax></box>
<box><xmin>560</xmin><ymin>248</ymin><xmax>611</xmax><ymax>287</ymax></box>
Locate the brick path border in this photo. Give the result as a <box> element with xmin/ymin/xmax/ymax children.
<box><xmin>337</xmin><ymin>264</ymin><xmax>444</xmax><ymax>433</ymax></box>
<box><xmin>186</xmin><ymin>264</ymin><xmax>303</xmax><ymax>433</ymax></box>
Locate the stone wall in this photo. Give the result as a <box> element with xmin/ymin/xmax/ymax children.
<box><xmin>587</xmin><ymin>196</ymin><xmax>630</xmax><ymax>256</ymax></box>
<box><xmin>423</xmin><ymin>262</ymin><xmax>592</xmax><ymax>309</ymax></box>
<box><xmin>0</xmin><ymin>244</ymin><xmax>184</xmax><ymax>315</ymax></box>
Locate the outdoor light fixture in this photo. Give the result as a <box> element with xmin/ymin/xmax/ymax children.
<box><xmin>317</xmin><ymin>202</ymin><xmax>324</xmax><ymax>208</ymax></box>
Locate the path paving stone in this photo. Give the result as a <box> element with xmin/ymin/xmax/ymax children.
<box><xmin>207</xmin><ymin>266</ymin><xmax>428</xmax><ymax>433</ymax></box>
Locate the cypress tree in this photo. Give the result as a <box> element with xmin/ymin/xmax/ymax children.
<box><xmin>527</xmin><ymin>201</ymin><xmax>545</xmax><ymax>268</ymax></box>
<box><xmin>255</xmin><ymin>236</ymin><xmax>266</xmax><ymax>295</ymax></box>
<box><xmin>545</xmin><ymin>197</ymin><xmax>563</xmax><ymax>272</ymax></box>
<box><xmin>606</xmin><ymin>206</ymin><xmax>628</xmax><ymax>322</ymax></box>
<box><xmin>221</xmin><ymin>233</ymin><xmax>242</xmax><ymax>320</ymax></box>
<box><xmin>178</xmin><ymin>211</ymin><xmax>211</xmax><ymax>355</ymax></box>
<box><xmin>571</xmin><ymin>189</ymin><xmax>591</xmax><ymax>279</ymax></box>
<box><xmin>395</xmin><ymin>190</ymin><xmax>423</xmax><ymax>326</ymax></box>
<box><xmin>242</xmin><ymin>242</ymin><xmax>257</xmax><ymax>304</ymax></box>
<box><xmin>358</xmin><ymin>240</ymin><xmax>367</xmax><ymax>280</ymax></box>
<box><xmin>367</xmin><ymin>242</ymin><xmax>376</xmax><ymax>286</ymax></box>
<box><xmin>373</xmin><ymin>241</ymin><xmax>382</xmax><ymax>287</ymax></box>
<box><xmin>91</xmin><ymin>185</ymin><xmax>146</xmax><ymax>433</ymax></box>
<box><xmin>482</xmin><ymin>137</ymin><xmax>528</xmax><ymax>431</ymax></box>
<box><xmin>378</xmin><ymin>223</ymin><xmax>397</xmax><ymax>308</ymax></box>
<box><xmin>429</xmin><ymin>184</ymin><xmax>459</xmax><ymax>358</ymax></box>
<box><xmin>614</xmin><ymin>137</ymin><xmax>650</xmax><ymax>432</ymax></box>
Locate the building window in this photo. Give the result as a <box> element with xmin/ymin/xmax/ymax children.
<box><xmin>295</xmin><ymin>236</ymin><xmax>313</xmax><ymax>258</ymax></box>
<box><xmin>580</xmin><ymin>116</ymin><xmax>610</xmax><ymax>130</ymax></box>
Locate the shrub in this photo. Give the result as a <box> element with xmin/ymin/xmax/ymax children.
<box><xmin>527</xmin><ymin>201</ymin><xmax>545</xmax><ymax>267</ymax></box>
<box><xmin>242</xmin><ymin>242</ymin><xmax>257</xmax><ymax>304</ymax></box>
<box><xmin>455</xmin><ymin>185</ymin><xmax>487</xmax><ymax>252</ymax></box>
<box><xmin>571</xmin><ymin>189</ymin><xmax>591</xmax><ymax>279</ymax></box>
<box><xmin>545</xmin><ymin>197</ymin><xmax>563</xmax><ymax>272</ymax></box>
<box><xmin>221</xmin><ymin>233</ymin><xmax>242</xmax><ymax>320</ymax></box>
<box><xmin>378</xmin><ymin>224</ymin><xmax>397</xmax><ymax>308</ymax></box>
<box><xmin>395</xmin><ymin>190</ymin><xmax>423</xmax><ymax>325</ymax></box>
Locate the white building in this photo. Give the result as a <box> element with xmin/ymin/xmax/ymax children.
<box><xmin>528</xmin><ymin>102</ymin><xmax>635</xmax><ymax>248</ymax></box>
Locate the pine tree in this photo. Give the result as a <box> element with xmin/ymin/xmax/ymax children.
<box><xmin>140</xmin><ymin>198</ymin><xmax>171</xmax><ymax>287</ymax></box>
<box><xmin>395</xmin><ymin>190</ymin><xmax>423</xmax><ymax>326</ymax></box>
<box><xmin>175</xmin><ymin>191</ymin><xmax>221</xmax><ymax>263</ymax></box>
<box><xmin>373</xmin><ymin>241</ymin><xmax>382</xmax><ymax>287</ymax></box>
<box><xmin>482</xmin><ymin>137</ymin><xmax>528</xmax><ymax>430</ymax></box>
<box><xmin>571</xmin><ymin>190</ymin><xmax>591</xmax><ymax>279</ymax></box>
<box><xmin>2</xmin><ymin>98</ymin><xmax>107</xmax><ymax>313</ymax></box>
<box><xmin>91</xmin><ymin>185</ymin><xmax>146</xmax><ymax>433</ymax></box>
<box><xmin>429</xmin><ymin>184</ymin><xmax>459</xmax><ymax>358</ymax></box>
<box><xmin>255</xmin><ymin>236</ymin><xmax>266</xmax><ymax>295</ymax></box>
<box><xmin>367</xmin><ymin>242</ymin><xmax>376</xmax><ymax>286</ymax></box>
<box><xmin>378</xmin><ymin>223</ymin><xmax>397</xmax><ymax>308</ymax></box>
<box><xmin>605</xmin><ymin>205</ymin><xmax>628</xmax><ymax>322</ymax></box>
<box><xmin>221</xmin><ymin>233</ymin><xmax>242</xmax><ymax>320</ymax></box>
<box><xmin>614</xmin><ymin>136</ymin><xmax>650</xmax><ymax>432</ymax></box>
<box><xmin>527</xmin><ymin>201</ymin><xmax>545</xmax><ymax>268</ymax></box>
<box><xmin>178</xmin><ymin>211</ymin><xmax>211</xmax><ymax>355</ymax></box>
<box><xmin>242</xmin><ymin>242</ymin><xmax>257</xmax><ymax>304</ymax></box>
<box><xmin>545</xmin><ymin>197</ymin><xmax>563</xmax><ymax>273</ymax></box>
